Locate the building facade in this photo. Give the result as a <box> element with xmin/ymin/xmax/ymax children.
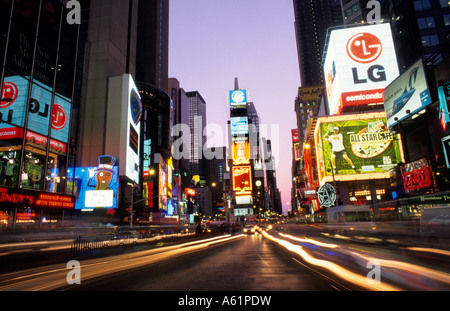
<box><xmin>186</xmin><ymin>91</ymin><xmax>207</xmax><ymax>177</ymax></box>
<box><xmin>292</xmin><ymin>0</ymin><xmax>343</xmax><ymax>86</ymax></box>
<box><xmin>0</xmin><ymin>0</ymin><xmax>86</xmax><ymax>227</ymax></box>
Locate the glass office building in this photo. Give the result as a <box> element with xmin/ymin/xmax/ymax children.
<box><xmin>0</xmin><ymin>1</ymin><xmax>82</xmax><ymax>199</ymax></box>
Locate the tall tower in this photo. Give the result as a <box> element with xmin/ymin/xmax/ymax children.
<box><xmin>292</xmin><ymin>0</ymin><xmax>343</xmax><ymax>86</ymax></box>
<box><xmin>229</xmin><ymin>78</ymin><xmax>268</xmax><ymax>217</ymax></box>
<box><xmin>186</xmin><ymin>91</ymin><xmax>207</xmax><ymax>177</ymax></box>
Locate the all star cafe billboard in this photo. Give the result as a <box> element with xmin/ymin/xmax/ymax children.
<box><xmin>314</xmin><ymin>112</ymin><xmax>404</xmax><ymax>185</ymax></box>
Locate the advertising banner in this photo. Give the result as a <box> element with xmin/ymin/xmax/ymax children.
<box><xmin>400</xmin><ymin>158</ymin><xmax>435</xmax><ymax>194</ymax></box>
<box><xmin>1</xmin><ymin>76</ymin><xmax>71</xmax><ymax>143</ymax></box>
<box><xmin>231</xmin><ymin>136</ymin><xmax>251</xmax><ymax>165</ymax></box>
<box><xmin>438</xmin><ymin>81</ymin><xmax>450</xmax><ymax>131</ymax></box>
<box><xmin>442</xmin><ymin>135</ymin><xmax>450</xmax><ymax>169</ymax></box>
<box><xmin>232</xmin><ymin>166</ymin><xmax>253</xmax><ymax>196</ymax></box>
<box><xmin>73</xmin><ymin>156</ymin><xmax>119</xmax><ymax>210</ymax></box>
<box><xmin>298</xmin><ymin>86</ymin><xmax>323</xmax><ymax>102</ymax></box>
<box><xmin>384</xmin><ymin>58</ymin><xmax>432</xmax><ymax>129</ymax></box>
<box><xmin>323</xmin><ymin>23</ymin><xmax>399</xmax><ymax>115</ymax></box>
<box><xmin>229</xmin><ymin>90</ymin><xmax>247</xmax><ymax>109</ymax></box>
<box><xmin>107</xmin><ymin>74</ymin><xmax>142</xmax><ymax>184</ymax></box>
<box><xmin>230</xmin><ymin>116</ymin><xmax>249</xmax><ymax>135</ymax></box>
<box><xmin>291</xmin><ymin>128</ymin><xmax>299</xmax><ymax>143</ymax></box>
<box><xmin>293</xmin><ymin>142</ymin><xmax>301</xmax><ymax>161</ymax></box>
<box><xmin>316</xmin><ymin>114</ymin><xmax>402</xmax><ymax>183</ymax></box>
<box><xmin>0</xmin><ymin>186</ymin><xmax>74</xmax><ymax>209</ymax></box>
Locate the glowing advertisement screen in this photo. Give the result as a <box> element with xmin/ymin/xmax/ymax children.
<box><xmin>323</xmin><ymin>23</ymin><xmax>399</xmax><ymax>115</ymax></box>
<box><xmin>232</xmin><ymin>166</ymin><xmax>253</xmax><ymax>196</ymax></box>
<box><xmin>231</xmin><ymin>136</ymin><xmax>250</xmax><ymax>165</ymax></box>
<box><xmin>384</xmin><ymin>58</ymin><xmax>432</xmax><ymax>129</ymax></box>
<box><xmin>1</xmin><ymin>76</ymin><xmax>71</xmax><ymax>143</ymax></box>
<box><xmin>316</xmin><ymin>115</ymin><xmax>402</xmax><ymax>183</ymax></box>
<box><xmin>72</xmin><ymin>156</ymin><xmax>119</xmax><ymax>210</ymax></box>
<box><xmin>230</xmin><ymin>116</ymin><xmax>249</xmax><ymax>135</ymax></box>
<box><xmin>124</xmin><ymin>76</ymin><xmax>142</xmax><ymax>183</ymax></box>
<box><xmin>230</xmin><ymin>90</ymin><xmax>247</xmax><ymax>109</ymax></box>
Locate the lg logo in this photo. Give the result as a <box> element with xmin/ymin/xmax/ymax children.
<box><xmin>0</xmin><ymin>82</ymin><xmax>18</xmax><ymax>109</ymax></box>
<box><xmin>346</xmin><ymin>32</ymin><xmax>383</xmax><ymax>64</ymax></box>
<box><xmin>347</xmin><ymin>32</ymin><xmax>387</xmax><ymax>85</ymax></box>
<box><xmin>1</xmin><ymin>82</ymin><xmax>67</xmax><ymax>131</ymax></box>
<box><xmin>52</xmin><ymin>104</ymin><xmax>68</xmax><ymax>130</ymax></box>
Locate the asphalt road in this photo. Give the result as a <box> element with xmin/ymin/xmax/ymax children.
<box><xmin>68</xmin><ymin>232</ymin><xmax>348</xmax><ymax>291</ymax></box>
<box><xmin>2</xmin><ymin>223</ymin><xmax>449</xmax><ymax>292</ymax></box>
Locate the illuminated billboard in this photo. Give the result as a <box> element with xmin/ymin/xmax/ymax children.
<box><xmin>323</xmin><ymin>23</ymin><xmax>399</xmax><ymax>115</ymax></box>
<box><xmin>232</xmin><ymin>166</ymin><xmax>253</xmax><ymax>196</ymax></box>
<box><xmin>73</xmin><ymin>156</ymin><xmax>119</xmax><ymax>210</ymax></box>
<box><xmin>384</xmin><ymin>58</ymin><xmax>432</xmax><ymax>129</ymax></box>
<box><xmin>230</xmin><ymin>90</ymin><xmax>247</xmax><ymax>109</ymax></box>
<box><xmin>0</xmin><ymin>186</ymin><xmax>74</xmax><ymax>209</ymax></box>
<box><xmin>231</xmin><ymin>136</ymin><xmax>251</xmax><ymax>165</ymax></box>
<box><xmin>230</xmin><ymin>116</ymin><xmax>249</xmax><ymax>135</ymax></box>
<box><xmin>1</xmin><ymin>76</ymin><xmax>72</xmax><ymax>143</ymax></box>
<box><xmin>438</xmin><ymin>82</ymin><xmax>450</xmax><ymax>131</ymax></box>
<box><xmin>106</xmin><ymin>74</ymin><xmax>142</xmax><ymax>184</ymax></box>
<box><xmin>314</xmin><ymin>112</ymin><xmax>403</xmax><ymax>184</ymax></box>
<box><xmin>159</xmin><ymin>157</ymin><xmax>168</xmax><ymax>212</ymax></box>
<box><xmin>291</xmin><ymin>129</ymin><xmax>299</xmax><ymax>143</ymax></box>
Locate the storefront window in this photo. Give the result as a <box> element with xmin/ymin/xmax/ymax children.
<box><xmin>348</xmin><ymin>181</ymin><xmax>371</xmax><ymax>204</ymax></box>
<box><xmin>0</xmin><ymin>149</ymin><xmax>20</xmax><ymax>188</ymax></box>
<box><xmin>21</xmin><ymin>149</ymin><xmax>46</xmax><ymax>190</ymax></box>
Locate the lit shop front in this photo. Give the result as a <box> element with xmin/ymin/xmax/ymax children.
<box><xmin>383</xmin><ymin>57</ymin><xmax>450</xmax><ymax>220</ymax></box>
<box><xmin>0</xmin><ymin>76</ymin><xmax>75</xmax><ymax>227</ymax></box>
<box><xmin>0</xmin><ymin>186</ymin><xmax>75</xmax><ymax>228</ymax></box>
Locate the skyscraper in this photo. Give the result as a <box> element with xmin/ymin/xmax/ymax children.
<box><xmin>76</xmin><ymin>0</ymin><xmax>170</xmax><ymax>221</ymax></box>
<box><xmin>292</xmin><ymin>0</ymin><xmax>343</xmax><ymax>86</ymax></box>
<box><xmin>169</xmin><ymin>77</ymin><xmax>190</xmax><ymax>175</ymax></box>
<box><xmin>136</xmin><ymin>0</ymin><xmax>169</xmax><ymax>93</ymax></box>
<box><xmin>186</xmin><ymin>91</ymin><xmax>207</xmax><ymax>177</ymax></box>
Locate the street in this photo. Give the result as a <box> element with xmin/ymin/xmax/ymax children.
<box><xmin>1</xmin><ymin>223</ymin><xmax>450</xmax><ymax>292</ymax></box>
<box><xmin>67</xmin><ymin>230</ymin><xmax>343</xmax><ymax>291</ymax></box>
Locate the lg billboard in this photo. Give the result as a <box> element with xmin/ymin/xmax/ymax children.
<box><xmin>323</xmin><ymin>23</ymin><xmax>399</xmax><ymax>115</ymax></box>
<box><xmin>1</xmin><ymin>76</ymin><xmax>71</xmax><ymax>143</ymax></box>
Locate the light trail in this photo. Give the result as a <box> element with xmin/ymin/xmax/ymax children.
<box><xmin>0</xmin><ymin>234</ymin><xmax>243</xmax><ymax>291</ymax></box>
<box><xmin>262</xmin><ymin>230</ymin><xmax>401</xmax><ymax>291</ymax></box>
<box><xmin>263</xmin><ymin>230</ymin><xmax>450</xmax><ymax>290</ymax></box>
<box><xmin>282</xmin><ymin>233</ymin><xmax>450</xmax><ymax>286</ymax></box>
<box><xmin>403</xmin><ymin>247</ymin><xmax>450</xmax><ymax>257</ymax></box>
<box><xmin>279</xmin><ymin>233</ymin><xmax>339</xmax><ymax>249</ymax></box>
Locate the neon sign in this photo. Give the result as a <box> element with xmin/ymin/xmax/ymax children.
<box><xmin>403</xmin><ymin>167</ymin><xmax>431</xmax><ymax>191</ymax></box>
<box><xmin>0</xmin><ymin>187</ymin><xmax>74</xmax><ymax>209</ymax></box>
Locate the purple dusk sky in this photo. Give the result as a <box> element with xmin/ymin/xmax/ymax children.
<box><xmin>169</xmin><ymin>0</ymin><xmax>301</xmax><ymax>214</ymax></box>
